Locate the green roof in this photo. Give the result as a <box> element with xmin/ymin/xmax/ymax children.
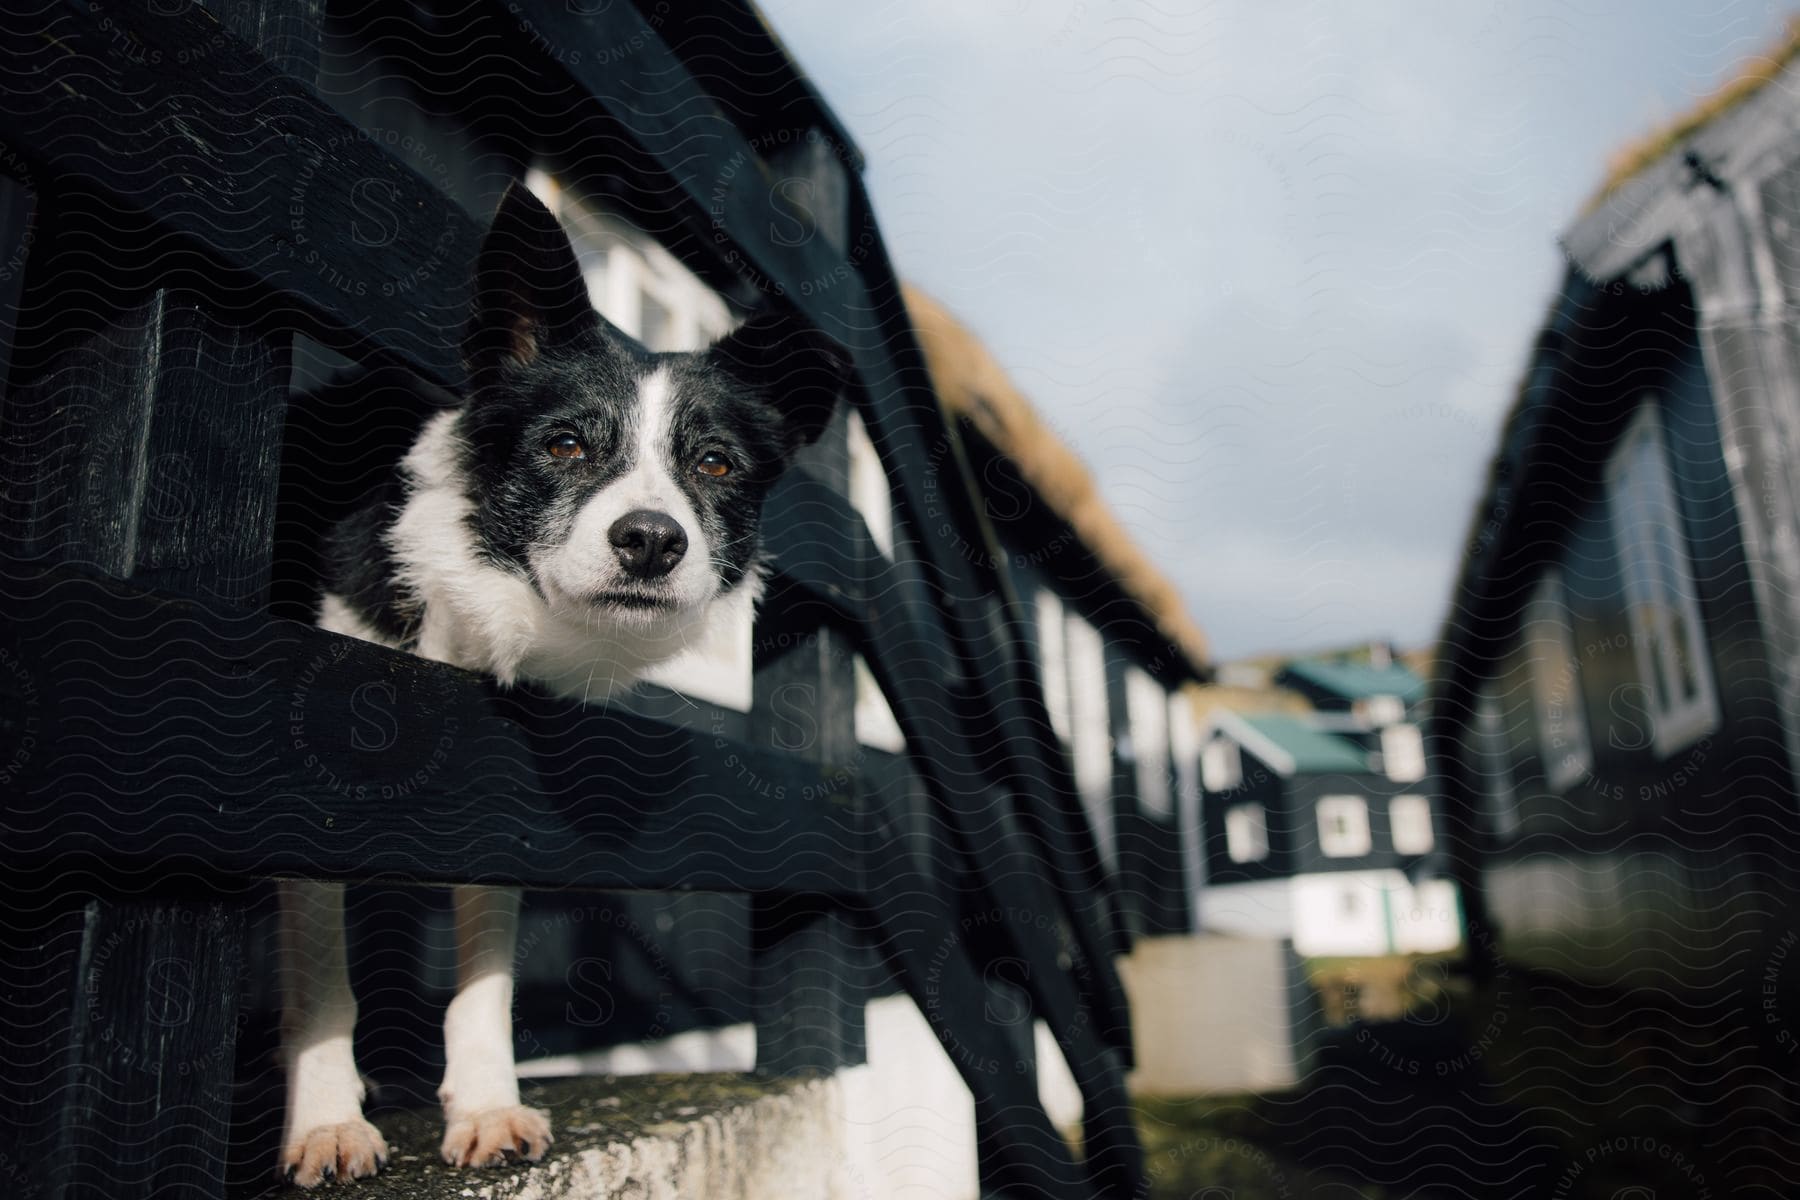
<box><xmin>1239</xmin><ymin>714</ymin><xmax>1371</xmax><ymax>775</ymax></box>
<box><xmin>1277</xmin><ymin>659</ymin><xmax>1425</xmax><ymax>706</ymax></box>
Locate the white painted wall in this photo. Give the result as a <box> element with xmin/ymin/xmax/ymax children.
<box><xmin>1291</xmin><ymin>870</ymin><xmax>1462</xmax><ymax>958</ymax></box>
<box><xmin>837</xmin><ymin>995</ymin><xmax>980</xmax><ymax>1200</ymax></box>
<box><xmin>522</xmin><ymin>994</ymin><xmax>982</xmax><ymax>1200</ymax></box>
<box><xmin>1120</xmin><ymin>934</ymin><xmax>1300</xmax><ymax>1095</ymax></box>
<box><xmin>1197</xmin><ymin>878</ymin><xmax>1294</xmax><ymax>940</ymax></box>
<box><xmin>1204</xmin><ymin>873</ymin><xmax>1462</xmax><ymax>958</ymax></box>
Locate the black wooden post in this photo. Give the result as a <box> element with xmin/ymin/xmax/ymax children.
<box><xmin>749</xmin><ymin>409</ymin><xmax>869</xmax><ymax>1076</ymax></box>
<box><xmin>0</xmin><ymin>172</ymin><xmax>33</xmax><ymax>396</ymax></box>
<box><xmin>0</xmin><ymin>2</ymin><xmax>324</xmax><ymax>1186</ymax></box>
<box><xmin>0</xmin><ymin>289</ymin><xmax>292</xmax><ymax>1196</ymax></box>
<box><xmin>747</xmin><ymin>125</ymin><xmax>870</xmax><ymax>1079</ymax></box>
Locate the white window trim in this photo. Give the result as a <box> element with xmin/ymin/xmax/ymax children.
<box><xmin>852</xmin><ymin>654</ymin><xmax>906</xmax><ymax>753</ymax></box>
<box><xmin>1526</xmin><ymin>567</ymin><xmax>1593</xmax><ymax>790</ymax></box>
<box><xmin>526</xmin><ymin>166</ymin><xmax>731</xmax><ymax>351</ymax></box>
<box><xmin>1389</xmin><ymin>793</ymin><xmax>1434</xmax><ymax>856</ymax></box>
<box><xmin>1379</xmin><ymin>722</ymin><xmax>1426</xmax><ymax>784</ymax></box>
<box><xmin>1316</xmin><ymin>795</ymin><xmax>1372</xmax><ymax>858</ymax></box>
<box><xmin>1605</xmin><ymin>403</ymin><xmax>1719</xmax><ymax>756</ymax></box>
<box><xmin>1356</xmin><ymin>694</ymin><xmax>1406</xmax><ymax>727</ymax></box>
<box><xmin>1224</xmin><ymin>803</ymin><xmax>1269</xmax><ymax>863</ymax></box>
<box><xmin>847</xmin><ymin>412</ymin><xmax>896</xmax><ymax>560</ymax></box>
<box><xmin>1064</xmin><ymin>613</ymin><xmax>1114</xmax><ymax>868</ymax></box>
<box><xmin>1201</xmin><ymin>738</ymin><xmax>1243</xmax><ymax>793</ymax></box>
<box><xmin>1124</xmin><ymin>666</ymin><xmax>1172</xmax><ymax>819</ymax></box>
<box><xmin>1036</xmin><ymin>590</ymin><xmax>1073</xmax><ymax>743</ymax></box>
<box><xmin>1168</xmin><ymin>690</ymin><xmax>1208</xmax><ymax>902</ymax></box>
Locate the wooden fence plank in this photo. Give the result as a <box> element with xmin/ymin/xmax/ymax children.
<box><xmin>751</xmin><ymin>410</ymin><xmax>872</xmax><ymax>1077</ymax></box>
<box><xmin>0</xmin><ymin>0</ymin><xmax>479</xmax><ymax>385</ymax></box>
<box><xmin>0</xmin><ymin>563</ymin><xmax>867</xmax><ymax>896</ymax></box>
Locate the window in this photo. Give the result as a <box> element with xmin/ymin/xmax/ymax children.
<box><xmin>847</xmin><ymin>412</ymin><xmax>895</xmax><ymax>560</ymax></box>
<box><xmin>1125</xmin><ymin>667</ymin><xmax>1171</xmax><ymax>818</ymax></box>
<box><xmin>1167</xmin><ymin>691</ymin><xmax>1200</xmax><ymax>783</ymax></box>
<box><xmin>1355</xmin><ymin>694</ymin><xmax>1406</xmax><ymax>727</ymax></box>
<box><xmin>1224</xmin><ymin>803</ymin><xmax>1269</xmax><ymax>863</ymax></box>
<box><xmin>524</xmin><ymin>167</ymin><xmax>730</xmax><ymax>351</ymax></box>
<box><xmin>1064</xmin><ymin>614</ymin><xmax>1114</xmax><ymax>867</ymax></box>
<box><xmin>1389</xmin><ymin>794</ymin><xmax>1434</xmax><ymax>856</ymax></box>
<box><xmin>1316</xmin><ymin>795</ymin><xmax>1372</xmax><ymax>858</ymax></box>
<box><xmin>1380</xmin><ymin>723</ymin><xmax>1426</xmax><ymax>783</ymax></box>
<box><xmin>1475</xmin><ymin>688</ymin><xmax>1520</xmax><ymax>837</ymax></box>
<box><xmin>1201</xmin><ymin>738</ymin><xmax>1243</xmax><ymax>793</ymax></box>
<box><xmin>1168</xmin><ymin>691</ymin><xmax>1207</xmax><ymax>896</ymax></box>
<box><xmin>1525</xmin><ymin>567</ymin><xmax>1593</xmax><ymax>789</ymax></box>
<box><xmin>1606</xmin><ymin>404</ymin><xmax>1718</xmax><ymax>755</ymax></box>
<box><xmin>853</xmin><ymin>655</ymin><xmax>906</xmax><ymax>753</ymax></box>
<box><xmin>1035</xmin><ymin>590</ymin><xmax>1072</xmax><ymax>742</ymax></box>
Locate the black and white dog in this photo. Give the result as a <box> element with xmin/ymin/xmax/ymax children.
<box><xmin>278</xmin><ymin>182</ymin><xmax>847</xmax><ymax>1186</ymax></box>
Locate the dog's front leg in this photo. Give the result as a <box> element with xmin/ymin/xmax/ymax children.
<box><xmin>277</xmin><ymin>880</ymin><xmax>388</xmax><ymax>1186</ymax></box>
<box><xmin>439</xmin><ymin>884</ymin><xmax>553</xmax><ymax>1167</ymax></box>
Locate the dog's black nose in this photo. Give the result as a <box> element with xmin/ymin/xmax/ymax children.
<box><xmin>608</xmin><ymin>509</ymin><xmax>688</xmax><ymax>578</ymax></box>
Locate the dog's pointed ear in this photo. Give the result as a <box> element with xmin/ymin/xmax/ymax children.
<box><xmin>464</xmin><ymin>181</ymin><xmax>598</xmax><ymax>376</ymax></box>
<box><xmin>709</xmin><ymin>307</ymin><xmax>852</xmax><ymax>455</ymax></box>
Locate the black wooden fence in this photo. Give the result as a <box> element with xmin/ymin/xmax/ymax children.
<box><xmin>0</xmin><ymin>1</ymin><xmax>1145</xmax><ymax>1197</ymax></box>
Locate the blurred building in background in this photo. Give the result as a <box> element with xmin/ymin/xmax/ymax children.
<box><xmin>1430</xmin><ymin>25</ymin><xmax>1800</xmax><ymax>1131</ymax></box>
<box><xmin>907</xmin><ymin>285</ymin><xmax>1209</xmax><ymax>941</ymax></box>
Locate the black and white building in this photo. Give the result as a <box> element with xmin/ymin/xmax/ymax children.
<box><xmin>1195</xmin><ymin>668</ymin><xmax>1458</xmax><ymax>959</ymax></box>
<box><xmin>1431</xmin><ymin>43</ymin><xmax>1800</xmax><ymax>1004</ymax></box>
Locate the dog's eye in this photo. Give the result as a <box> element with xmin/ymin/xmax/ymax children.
<box><xmin>546</xmin><ymin>433</ymin><xmax>586</xmax><ymax>460</ymax></box>
<box><xmin>696</xmin><ymin>451</ymin><xmax>732</xmax><ymax>478</ymax></box>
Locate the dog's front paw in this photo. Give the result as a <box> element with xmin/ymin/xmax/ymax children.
<box><xmin>441</xmin><ymin>1105</ymin><xmax>553</xmax><ymax>1168</ymax></box>
<box><xmin>280</xmin><ymin>1119</ymin><xmax>389</xmax><ymax>1187</ymax></box>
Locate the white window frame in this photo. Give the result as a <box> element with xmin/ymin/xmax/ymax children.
<box><xmin>1168</xmin><ymin>690</ymin><xmax>1207</xmax><ymax>900</ymax></box>
<box><xmin>1316</xmin><ymin>795</ymin><xmax>1372</xmax><ymax>858</ymax></box>
<box><xmin>1224</xmin><ymin>803</ymin><xmax>1269</xmax><ymax>863</ymax></box>
<box><xmin>1525</xmin><ymin>567</ymin><xmax>1593</xmax><ymax>790</ymax></box>
<box><xmin>1035</xmin><ymin>590</ymin><xmax>1073</xmax><ymax>742</ymax></box>
<box><xmin>1605</xmin><ymin>403</ymin><xmax>1719</xmax><ymax>756</ymax></box>
<box><xmin>846</xmin><ymin>412</ymin><xmax>896</xmax><ymax>560</ymax></box>
<box><xmin>526</xmin><ymin>167</ymin><xmax>731</xmax><ymax>352</ymax></box>
<box><xmin>1201</xmin><ymin>737</ymin><xmax>1243</xmax><ymax>793</ymax></box>
<box><xmin>1064</xmin><ymin>613</ymin><xmax>1114</xmax><ymax>868</ymax></box>
<box><xmin>1389</xmin><ymin>793</ymin><xmax>1435</xmax><ymax>856</ymax></box>
<box><xmin>1355</xmin><ymin>694</ymin><xmax>1406</xmax><ymax>727</ymax></box>
<box><xmin>1124</xmin><ymin>666</ymin><xmax>1172</xmax><ymax>819</ymax></box>
<box><xmin>1379</xmin><ymin>722</ymin><xmax>1426</xmax><ymax>783</ymax></box>
<box><xmin>852</xmin><ymin>654</ymin><xmax>906</xmax><ymax>753</ymax></box>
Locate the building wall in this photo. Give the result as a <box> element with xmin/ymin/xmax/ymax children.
<box><xmin>1445</xmin><ymin>272</ymin><xmax>1796</xmax><ymax>987</ymax></box>
<box><xmin>1019</xmin><ymin>570</ymin><xmax>1196</xmax><ymax>938</ymax></box>
<box><xmin>1120</xmin><ymin>934</ymin><xmax>1319</xmax><ymax>1095</ymax></box>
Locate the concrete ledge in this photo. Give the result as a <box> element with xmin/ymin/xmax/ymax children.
<box><xmin>358</xmin><ymin>1074</ymin><xmax>854</xmax><ymax>1200</ymax></box>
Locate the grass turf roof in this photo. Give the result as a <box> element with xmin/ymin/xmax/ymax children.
<box><xmin>903</xmin><ymin>283</ymin><xmax>1210</xmax><ymax>676</ymax></box>
<box><xmin>1587</xmin><ymin>16</ymin><xmax>1800</xmax><ymax>211</ymax></box>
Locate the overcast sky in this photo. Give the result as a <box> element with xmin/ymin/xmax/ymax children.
<box><xmin>757</xmin><ymin>1</ymin><xmax>1794</xmax><ymax>660</ymax></box>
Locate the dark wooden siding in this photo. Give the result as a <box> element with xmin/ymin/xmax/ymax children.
<box><xmin>1440</xmin><ymin>267</ymin><xmax>1797</xmax><ymax>987</ymax></box>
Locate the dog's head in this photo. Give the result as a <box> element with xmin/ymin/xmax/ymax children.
<box><xmin>457</xmin><ymin>182</ymin><xmax>850</xmax><ymax>628</ymax></box>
